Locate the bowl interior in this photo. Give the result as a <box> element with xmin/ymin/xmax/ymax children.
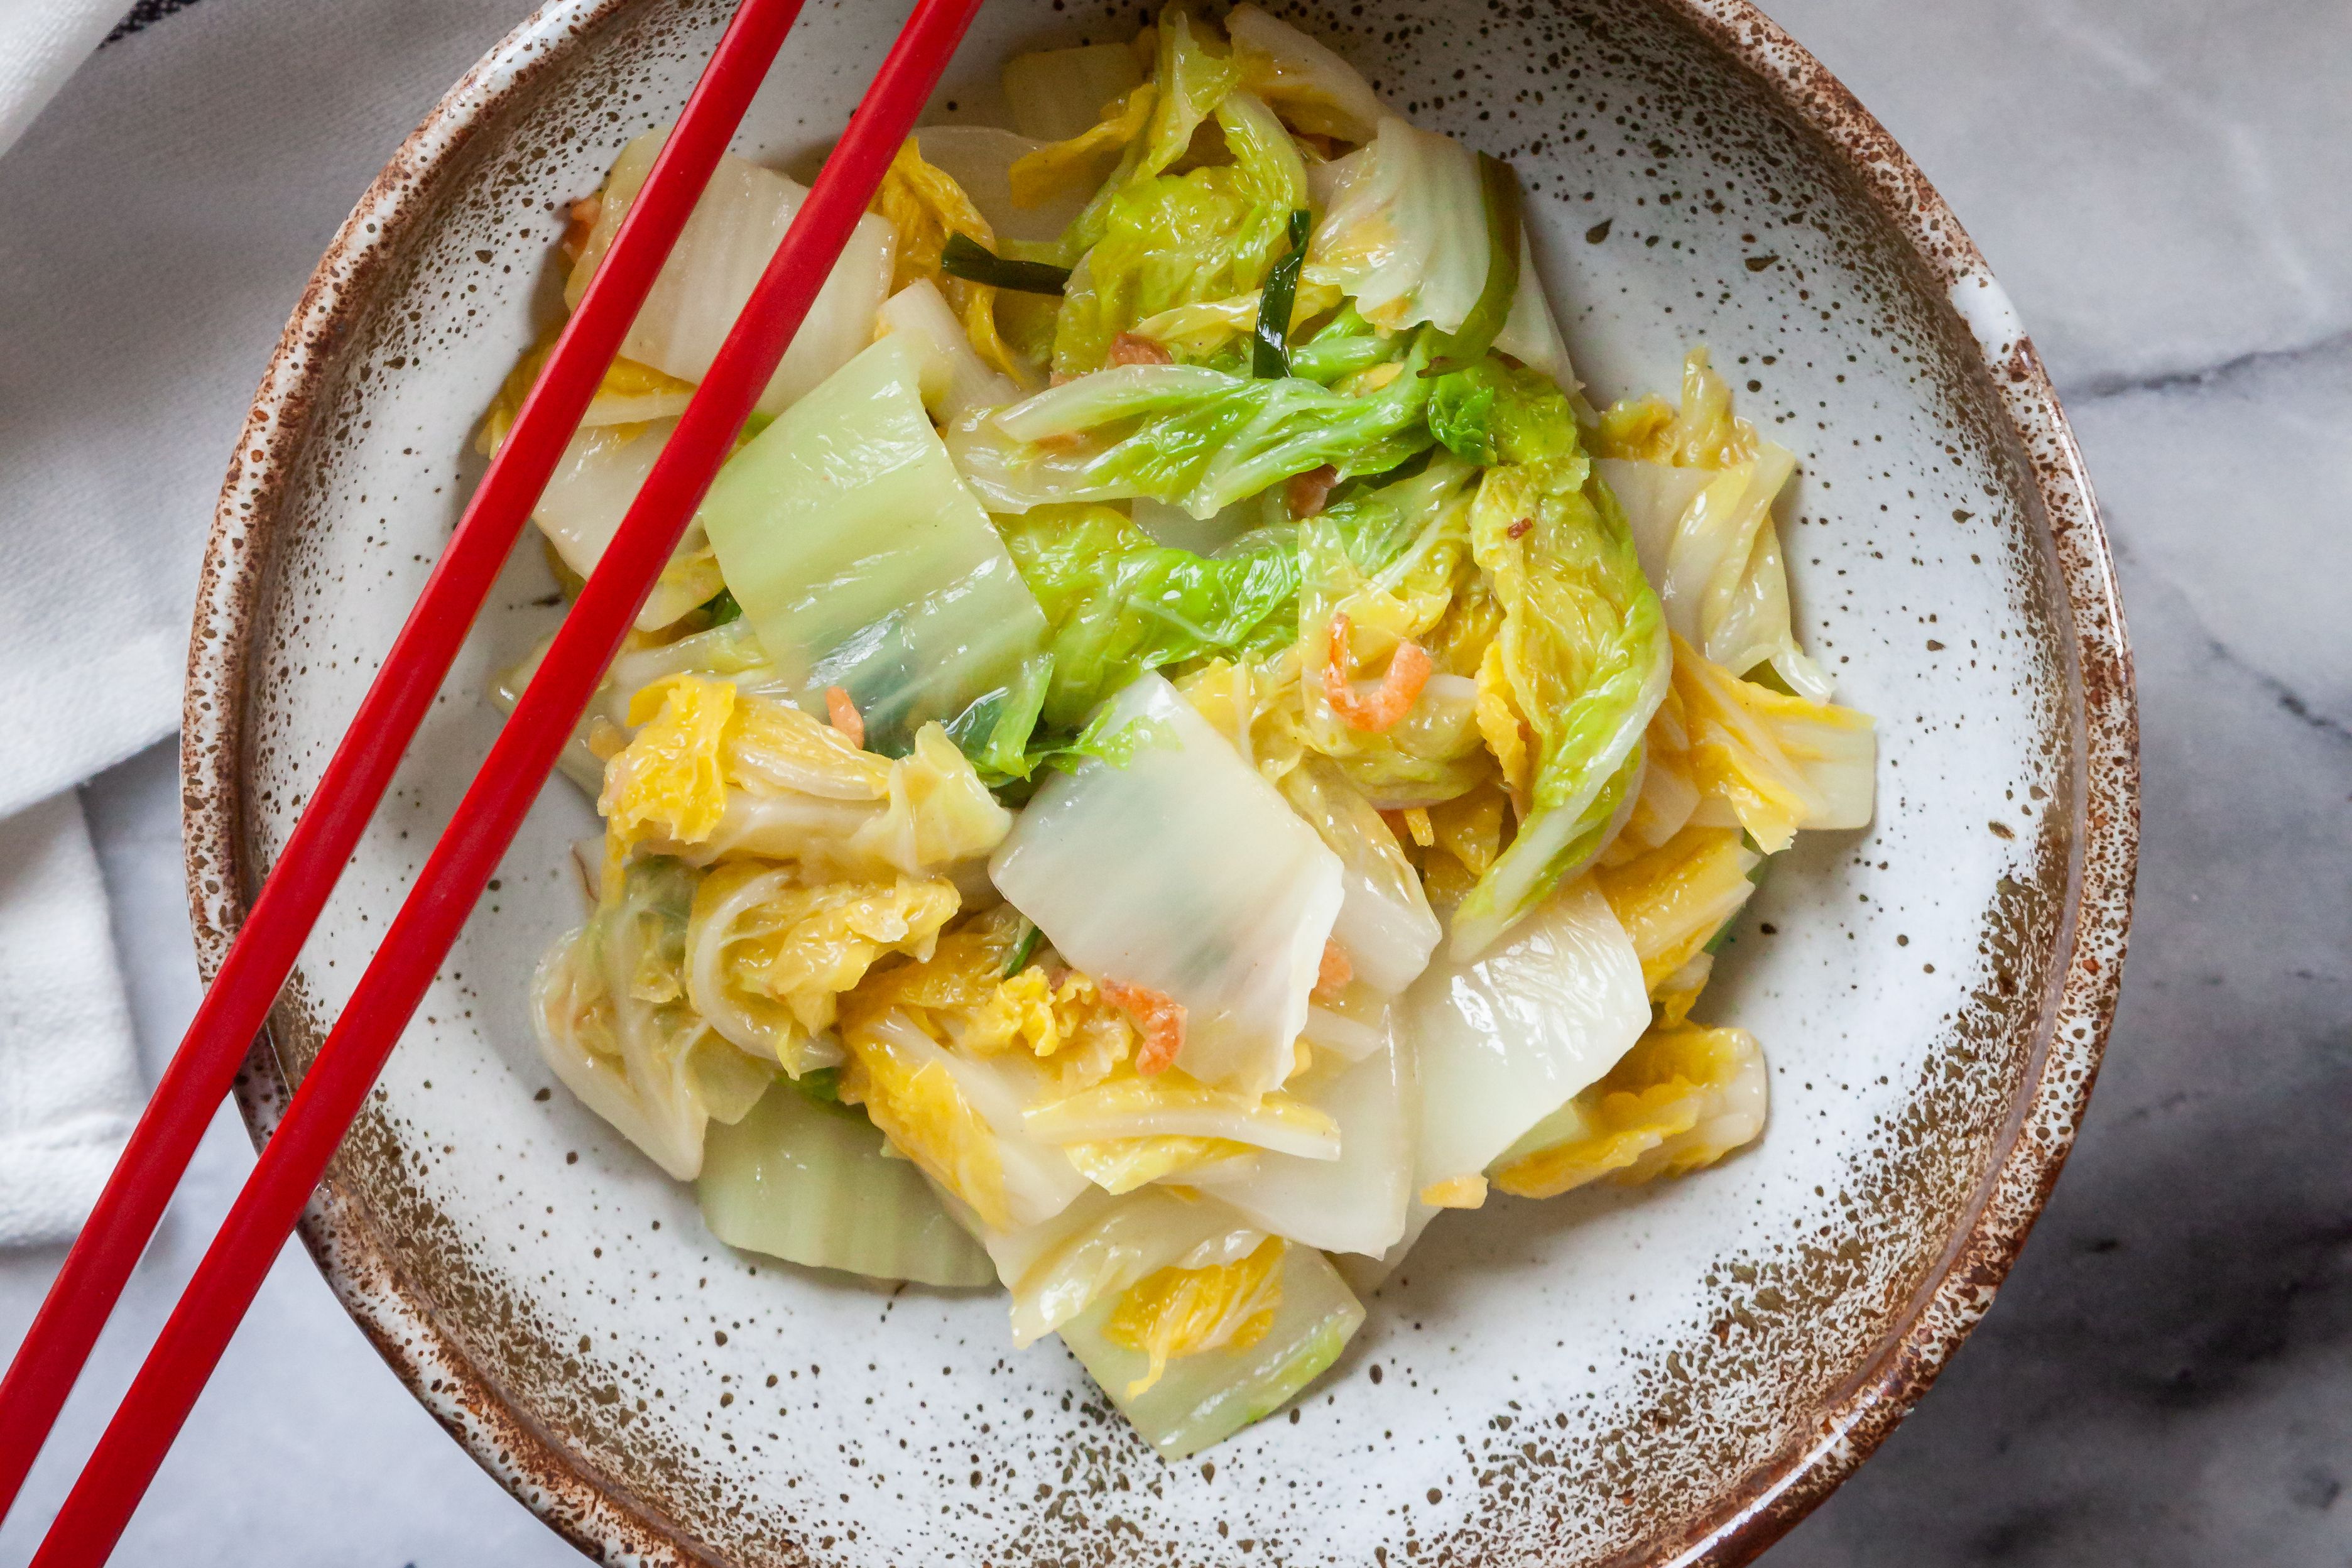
<box><xmin>205</xmin><ymin>1</ymin><xmax>2093</xmax><ymax>1562</ymax></box>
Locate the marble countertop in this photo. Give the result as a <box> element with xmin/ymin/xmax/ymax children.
<box><xmin>4</xmin><ymin>0</ymin><xmax>2346</xmax><ymax>1562</ymax></box>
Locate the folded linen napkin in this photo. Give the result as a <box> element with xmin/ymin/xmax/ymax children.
<box><xmin>0</xmin><ymin>794</ymin><xmax>141</xmax><ymax>1247</ymax></box>
<box><xmin>0</xmin><ymin>0</ymin><xmax>124</xmax><ymax>156</ymax></box>
<box><xmin>0</xmin><ymin>0</ymin><xmax>525</xmax><ymax>1243</ymax></box>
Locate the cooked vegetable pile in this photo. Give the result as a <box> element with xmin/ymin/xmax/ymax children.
<box><xmin>484</xmin><ymin>4</ymin><xmax>1876</xmax><ymax>1460</ymax></box>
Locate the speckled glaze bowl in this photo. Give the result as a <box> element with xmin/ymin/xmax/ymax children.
<box><xmin>182</xmin><ymin>1</ymin><xmax>2136</xmax><ymax>1562</ymax></box>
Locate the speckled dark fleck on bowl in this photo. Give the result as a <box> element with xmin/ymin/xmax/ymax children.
<box><xmin>181</xmin><ymin>1</ymin><xmax>2137</xmax><ymax>1562</ymax></box>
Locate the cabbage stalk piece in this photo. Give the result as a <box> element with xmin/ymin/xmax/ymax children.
<box><xmin>1404</xmin><ymin>876</ymin><xmax>1648</xmax><ymax>1194</ymax></box>
<box><xmin>1440</xmin><ymin>366</ymin><xmax>1673</xmax><ymax>958</ymax></box>
<box><xmin>878</xmin><ymin>280</ymin><xmax>1020</xmax><ymax>422</ymax></box>
<box><xmin>697</xmin><ymin>1084</ymin><xmax>997</xmax><ymax>1287</ymax></box>
<box><xmin>996</xmin><ymin>504</ymin><xmax>1301</xmax><ymax>732</ymax></box>
<box><xmin>989</xmin><ymin>673</ymin><xmax>1344</xmax><ymax>1094</ymax></box>
<box><xmin>1059</xmin><ymin>1239</ymin><xmax>1364</xmax><ymax>1459</ymax></box>
<box><xmin>1591</xmin><ymin>347</ymin><xmax>1831</xmax><ymax>700</ymax></box>
<box><xmin>981</xmin><ymin>1184</ymin><xmax>1266</xmax><ymax>1347</ymax></box>
<box><xmin>699</xmin><ymin>335</ymin><xmax>1050</xmax><ymax>754</ymax></box>
<box><xmin>1489</xmin><ymin>1023</ymin><xmax>1768</xmax><ymax>1197</ymax></box>
<box><xmin>1226</xmin><ymin>3</ymin><xmax>1386</xmax><ymax>144</ymax></box>
<box><xmin>1194</xmin><ymin>1032</ymin><xmax>1415</xmax><ymax>1256</ymax></box>
<box><xmin>1591</xmin><ymin>823</ymin><xmax>1761</xmax><ymax>994</ymax></box>
<box><xmin>566</xmin><ymin>128</ymin><xmax>896</xmax><ymax>414</ymax></box>
<box><xmin>531</xmin><ymin>856</ymin><xmax>775</xmax><ymax>1180</ymax></box>
<box><xmin>906</xmin><ymin>126</ymin><xmax>1092</xmax><ymax>246</ymax></box>
<box><xmin>1663</xmin><ymin>634</ymin><xmax>1876</xmax><ymax>853</ymax></box>
<box><xmin>1001</xmin><ymin>40</ymin><xmax>1148</xmax><ymax>143</ymax></box>
<box><xmin>1311</xmin><ymin>118</ymin><xmax>1574</xmax><ymax>388</ymax></box>
<box><xmin>529</xmin><ymin>419</ymin><xmax>726</xmax><ymax>632</ymax></box>
<box><xmin>837</xmin><ymin>1007</ymin><xmax>1091</xmax><ymax>1233</ymax></box>
<box><xmin>1277</xmin><ymin>761</ymin><xmax>1439</xmax><ymax>994</ymax></box>
<box><xmin>949</xmin><ymin>334</ymin><xmax>1437</xmax><ymax>521</ymax></box>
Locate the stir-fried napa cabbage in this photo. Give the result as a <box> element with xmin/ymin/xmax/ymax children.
<box><xmin>829</xmin><ymin>905</ymin><xmax>1337</xmax><ymax>1224</ymax></box>
<box><xmin>1275</xmin><ymin>761</ymin><xmax>1439</xmax><ymax>994</ymax></box>
<box><xmin>597</xmin><ymin>673</ymin><xmax>1011</xmax><ymax>878</ymax></box>
<box><xmin>1051</xmin><ymin>52</ymin><xmax>1309</xmax><ymax>372</ymax></box>
<box><xmin>995</xmin><ymin>504</ymin><xmax>1302</xmax><ymax>732</ymax></box>
<box><xmin>1405</xmin><ymin>876</ymin><xmax>1648</xmax><ymax>1200</ymax></box>
<box><xmin>1489</xmin><ymin>1022</ymin><xmax>1768</xmax><ymax>1198</ymax></box>
<box><xmin>497</xmin><ymin>0</ymin><xmax>1890</xmax><ymax>1462</ymax></box>
<box><xmin>1225</xmin><ymin>4</ymin><xmax>1386</xmax><ymax>144</ymax></box>
<box><xmin>684</xmin><ymin>861</ymin><xmax>959</xmax><ymax>1076</ymax></box>
<box><xmin>989</xmin><ymin>674</ymin><xmax>1343</xmax><ymax>1094</ymax></box>
<box><xmin>1311</xmin><ymin>118</ymin><xmax>1574</xmax><ymax>388</ymax></box>
<box><xmin>565</xmin><ymin>128</ymin><xmax>896</xmax><ymax>413</ymax></box>
<box><xmin>698</xmin><ymin>1082</ymin><xmax>998</xmax><ymax>1287</ymax></box>
<box><xmin>1437</xmin><ymin>362</ymin><xmax>1673</xmax><ymax>957</ymax></box>
<box><xmin>1655</xmin><ymin>634</ymin><xmax>1876</xmax><ymax>854</ymax></box>
<box><xmin>981</xmin><ymin>1182</ymin><xmax>1266</xmax><ymax>1347</ymax></box>
<box><xmin>949</xmin><ymin>330</ymin><xmax>1438</xmax><ymax>521</ymax></box>
<box><xmin>1001</xmin><ymin>40</ymin><xmax>1148</xmax><ymax>144</ymax></box>
<box><xmin>1592</xmin><ymin>824</ymin><xmax>1761</xmax><ymax>997</ymax></box>
<box><xmin>700</xmin><ymin>336</ymin><xmax>1050</xmax><ymax>756</ymax></box>
<box><xmin>532</xmin><ymin>856</ymin><xmax>775</xmax><ymax>1180</ymax></box>
<box><xmin>873</xmin><ymin>136</ymin><xmax>1033</xmax><ymax>388</ymax></box>
<box><xmin>1298</xmin><ymin>454</ymin><xmax>1498</xmax><ymax>809</ymax></box>
<box><xmin>1591</xmin><ymin>347</ymin><xmax>1832</xmax><ymax>700</ymax></box>
<box><xmin>1060</xmin><ymin>1239</ymin><xmax>1363</xmax><ymax>1459</ymax></box>
<box><xmin>1194</xmin><ymin>1032</ymin><xmax>1415</xmax><ymax>1256</ymax></box>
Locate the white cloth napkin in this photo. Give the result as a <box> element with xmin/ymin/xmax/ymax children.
<box><xmin>0</xmin><ymin>0</ymin><xmax>528</xmax><ymax>1243</ymax></box>
<box><xmin>0</xmin><ymin>795</ymin><xmax>142</xmax><ymax>1246</ymax></box>
<box><xmin>0</xmin><ymin>0</ymin><xmax>122</xmax><ymax>156</ymax></box>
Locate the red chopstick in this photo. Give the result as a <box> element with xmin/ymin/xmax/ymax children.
<box><xmin>28</xmin><ymin>0</ymin><xmax>986</xmax><ymax>1559</ymax></box>
<box><xmin>0</xmin><ymin>0</ymin><xmax>815</xmax><ymax>1523</ymax></box>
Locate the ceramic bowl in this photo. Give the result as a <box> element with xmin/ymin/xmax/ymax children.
<box><xmin>183</xmin><ymin>1</ymin><xmax>2137</xmax><ymax>1562</ymax></box>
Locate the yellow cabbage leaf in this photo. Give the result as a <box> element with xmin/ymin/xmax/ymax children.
<box><xmin>1104</xmin><ymin>1235</ymin><xmax>1286</xmax><ymax>1396</ymax></box>
<box><xmin>531</xmin><ymin>856</ymin><xmax>774</xmax><ymax>1180</ymax></box>
<box><xmin>1592</xmin><ymin>824</ymin><xmax>1760</xmax><ymax>993</ymax></box>
<box><xmin>1670</xmin><ymin>634</ymin><xmax>1875</xmax><ymax>854</ymax></box>
<box><xmin>874</xmin><ymin>136</ymin><xmax>1030</xmax><ymax>384</ymax></box>
<box><xmin>1007</xmin><ymin>82</ymin><xmax>1156</xmax><ymax>207</ymax></box>
<box><xmin>684</xmin><ymin>863</ymin><xmax>959</xmax><ymax>1075</ymax></box>
<box><xmin>596</xmin><ymin>675</ymin><xmax>1011</xmax><ymax>879</ymax></box>
<box><xmin>1489</xmin><ymin>1023</ymin><xmax>1768</xmax><ymax>1199</ymax></box>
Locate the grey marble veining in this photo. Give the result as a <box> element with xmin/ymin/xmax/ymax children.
<box><xmin>3</xmin><ymin>1</ymin><xmax>2346</xmax><ymax>1562</ymax></box>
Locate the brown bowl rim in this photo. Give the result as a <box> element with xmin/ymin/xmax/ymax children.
<box><xmin>179</xmin><ymin>1</ymin><xmax>2139</xmax><ymax>1562</ymax></box>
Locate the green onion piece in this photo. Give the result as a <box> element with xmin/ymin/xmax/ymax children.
<box><xmin>1003</xmin><ymin>920</ymin><xmax>1043</xmax><ymax>977</ymax></box>
<box><xmin>941</xmin><ymin>234</ymin><xmax>1072</xmax><ymax>295</ymax></box>
<box><xmin>1251</xmin><ymin>209</ymin><xmax>1315</xmax><ymax>379</ymax></box>
<box><xmin>1423</xmin><ymin>154</ymin><xmax>1523</xmax><ymax>376</ymax></box>
<box><xmin>792</xmin><ymin>1067</ymin><xmax>841</xmax><ymax>1103</ymax></box>
<box><xmin>702</xmin><ymin>588</ymin><xmax>743</xmax><ymax>626</ymax></box>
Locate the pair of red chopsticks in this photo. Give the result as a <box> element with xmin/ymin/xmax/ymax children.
<box><xmin>0</xmin><ymin>0</ymin><xmax>986</xmax><ymax>1557</ymax></box>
